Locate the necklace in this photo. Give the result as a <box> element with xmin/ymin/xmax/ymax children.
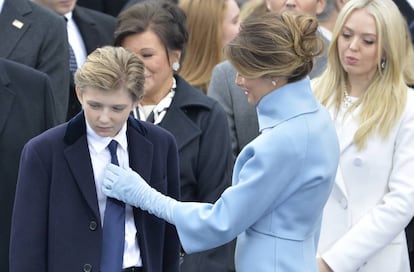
<box><xmin>342</xmin><ymin>84</ymin><xmax>355</xmax><ymax>108</ymax></box>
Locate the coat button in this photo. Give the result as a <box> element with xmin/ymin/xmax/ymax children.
<box><xmin>83</xmin><ymin>263</ymin><xmax>92</xmax><ymax>272</ymax></box>
<box><xmin>89</xmin><ymin>220</ymin><xmax>97</xmax><ymax>231</ymax></box>
<box><xmin>340</xmin><ymin>198</ymin><xmax>348</xmax><ymax>209</ymax></box>
<box><xmin>353</xmin><ymin>157</ymin><xmax>363</xmax><ymax>166</ymax></box>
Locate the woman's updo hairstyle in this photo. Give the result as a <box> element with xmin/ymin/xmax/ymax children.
<box><xmin>225</xmin><ymin>12</ymin><xmax>324</xmax><ymax>82</ymax></box>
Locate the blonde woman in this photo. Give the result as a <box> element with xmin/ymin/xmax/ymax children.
<box><xmin>313</xmin><ymin>0</ymin><xmax>414</xmax><ymax>271</ymax></box>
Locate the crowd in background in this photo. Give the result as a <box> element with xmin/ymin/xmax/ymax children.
<box><xmin>2</xmin><ymin>0</ymin><xmax>414</xmax><ymax>271</ymax></box>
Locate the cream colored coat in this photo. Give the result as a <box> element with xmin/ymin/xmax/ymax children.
<box><xmin>318</xmin><ymin>90</ymin><xmax>414</xmax><ymax>272</ymax></box>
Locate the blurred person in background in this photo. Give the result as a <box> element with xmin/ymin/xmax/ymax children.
<box><xmin>208</xmin><ymin>0</ymin><xmax>327</xmax><ymax>158</ymax></box>
<box><xmin>179</xmin><ymin>0</ymin><xmax>240</xmax><ymax>93</ymax></box>
<box><xmin>0</xmin><ymin>0</ymin><xmax>68</xmax><ymax>269</ymax></box>
<box><xmin>33</xmin><ymin>0</ymin><xmax>116</xmax><ymax>120</ymax></box>
<box><xmin>0</xmin><ymin>58</ymin><xmax>57</xmax><ymax>272</ymax></box>
<box><xmin>0</xmin><ymin>0</ymin><xmax>69</xmax><ymax>123</ymax></box>
<box><xmin>318</xmin><ymin>0</ymin><xmax>348</xmax><ymax>41</ymax></box>
<box><xmin>76</xmin><ymin>0</ymin><xmax>128</xmax><ymax>16</ymax></box>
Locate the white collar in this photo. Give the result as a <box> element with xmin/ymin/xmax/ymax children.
<box><xmin>64</xmin><ymin>11</ymin><xmax>73</xmax><ymax>21</ymax></box>
<box><xmin>407</xmin><ymin>0</ymin><xmax>414</xmax><ymax>9</ymax></box>
<box><xmin>0</xmin><ymin>0</ymin><xmax>5</xmax><ymax>14</ymax></box>
<box><xmin>86</xmin><ymin>120</ymin><xmax>128</xmax><ymax>154</ymax></box>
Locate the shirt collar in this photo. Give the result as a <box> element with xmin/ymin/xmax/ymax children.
<box><xmin>0</xmin><ymin>0</ymin><xmax>4</xmax><ymax>14</ymax></box>
<box><xmin>407</xmin><ymin>0</ymin><xmax>414</xmax><ymax>9</ymax></box>
<box><xmin>86</xmin><ymin>120</ymin><xmax>128</xmax><ymax>154</ymax></box>
<box><xmin>64</xmin><ymin>11</ymin><xmax>73</xmax><ymax>21</ymax></box>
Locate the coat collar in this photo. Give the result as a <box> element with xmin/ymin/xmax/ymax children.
<box><xmin>64</xmin><ymin>112</ymin><xmax>147</xmax><ymax>145</ymax></box>
<box><xmin>159</xmin><ymin>76</ymin><xmax>213</xmax><ymax>150</ymax></box>
<box><xmin>0</xmin><ymin>59</ymin><xmax>13</xmax><ymax>136</ymax></box>
<box><xmin>172</xmin><ymin>75</ymin><xmax>213</xmax><ymax>109</ymax></box>
<box><xmin>257</xmin><ymin>77</ymin><xmax>319</xmax><ymax>133</ymax></box>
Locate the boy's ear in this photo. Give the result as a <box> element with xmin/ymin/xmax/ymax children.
<box><xmin>75</xmin><ymin>87</ymin><xmax>83</xmax><ymax>105</ymax></box>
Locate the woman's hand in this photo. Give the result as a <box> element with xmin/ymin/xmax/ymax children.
<box><xmin>102</xmin><ymin>164</ymin><xmax>148</xmax><ymax>205</ymax></box>
<box><xmin>102</xmin><ymin>163</ymin><xmax>176</xmax><ymax>223</ymax></box>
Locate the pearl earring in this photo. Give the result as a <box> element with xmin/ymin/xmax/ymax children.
<box><xmin>381</xmin><ymin>59</ymin><xmax>386</xmax><ymax>70</ymax></box>
<box><xmin>271</xmin><ymin>79</ymin><xmax>277</xmax><ymax>86</ymax></box>
<box><xmin>172</xmin><ymin>62</ymin><xmax>180</xmax><ymax>72</ymax></box>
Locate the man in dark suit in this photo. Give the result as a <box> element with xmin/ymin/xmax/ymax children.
<box><xmin>77</xmin><ymin>0</ymin><xmax>128</xmax><ymax>16</ymax></box>
<box><xmin>0</xmin><ymin>0</ymin><xmax>69</xmax><ymax>123</ymax></box>
<box><xmin>123</xmin><ymin>0</ymin><xmax>178</xmax><ymax>11</ymax></box>
<box><xmin>0</xmin><ymin>58</ymin><xmax>57</xmax><ymax>272</ymax></box>
<box><xmin>33</xmin><ymin>0</ymin><xmax>116</xmax><ymax>120</ymax></box>
<box><xmin>10</xmin><ymin>46</ymin><xmax>180</xmax><ymax>272</ymax></box>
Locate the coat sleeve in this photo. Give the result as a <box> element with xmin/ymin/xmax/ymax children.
<box><xmin>171</xmin><ymin>128</ymin><xmax>303</xmax><ymax>253</ymax></box>
<box><xmin>10</xmin><ymin>141</ymin><xmax>51</xmax><ymax>271</ymax></box>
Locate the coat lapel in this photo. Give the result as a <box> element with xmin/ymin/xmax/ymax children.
<box><xmin>329</xmin><ymin>106</ymin><xmax>360</xmax><ymax>199</ymax></box>
<box><xmin>64</xmin><ymin>136</ymin><xmax>101</xmax><ymax>220</ymax></box>
<box><xmin>72</xmin><ymin>7</ymin><xmax>100</xmax><ymax>54</ymax></box>
<box><xmin>0</xmin><ymin>65</ymin><xmax>14</xmax><ymax>136</ymax></box>
<box><xmin>330</xmin><ymin>107</ymin><xmax>360</xmax><ymax>154</ymax></box>
<box><xmin>160</xmin><ymin>107</ymin><xmax>200</xmax><ymax>151</ymax></box>
<box><xmin>159</xmin><ymin>76</ymin><xmax>204</xmax><ymax>151</ymax></box>
<box><xmin>63</xmin><ymin>113</ymin><xmax>101</xmax><ymax>220</ymax></box>
<box><xmin>0</xmin><ymin>0</ymin><xmax>32</xmax><ymax>58</ymax></box>
<box><xmin>127</xmin><ymin>119</ymin><xmax>154</xmax><ymax>183</ymax></box>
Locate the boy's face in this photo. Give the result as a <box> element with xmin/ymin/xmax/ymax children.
<box><xmin>76</xmin><ymin>86</ymin><xmax>136</xmax><ymax>138</ymax></box>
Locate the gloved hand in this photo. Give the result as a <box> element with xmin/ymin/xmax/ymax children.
<box><xmin>102</xmin><ymin>164</ymin><xmax>176</xmax><ymax>224</ymax></box>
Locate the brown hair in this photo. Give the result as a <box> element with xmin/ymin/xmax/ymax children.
<box><xmin>225</xmin><ymin>12</ymin><xmax>324</xmax><ymax>82</ymax></box>
<box><xmin>114</xmin><ymin>1</ymin><xmax>188</xmax><ymax>57</ymax></box>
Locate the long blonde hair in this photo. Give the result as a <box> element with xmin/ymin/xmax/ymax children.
<box><xmin>314</xmin><ymin>0</ymin><xmax>414</xmax><ymax>149</ymax></box>
<box><xmin>178</xmin><ymin>0</ymin><xmax>229</xmax><ymax>93</ymax></box>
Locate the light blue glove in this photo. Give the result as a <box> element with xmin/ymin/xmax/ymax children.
<box><xmin>102</xmin><ymin>164</ymin><xmax>177</xmax><ymax>224</ymax></box>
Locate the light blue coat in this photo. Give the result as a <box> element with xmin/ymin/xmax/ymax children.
<box><xmin>171</xmin><ymin>78</ymin><xmax>340</xmax><ymax>271</ymax></box>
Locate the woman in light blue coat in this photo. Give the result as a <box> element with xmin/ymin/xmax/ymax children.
<box><xmin>102</xmin><ymin>12</ymin><xmax>340</xmax><ymax>272</ymax></box>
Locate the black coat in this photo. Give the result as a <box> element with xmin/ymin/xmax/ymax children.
<box><xmin>158</xmin><ymin>76</ymin><xmax>234</xmax><ymax>271</ymax></box>
<box><xmin>0</xmin><ymin>0</ymin><xmax>69</xmax><ymax>123</ymax></box>
<box><xmin>77</xmin><ymin>0</ymin><xmax>128</xmax><ymax>16</ymax></box>
<box><xmin>0</xmin><ymin>58</ymin><xmax>57</xmax><ymax>272</ymax></box>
